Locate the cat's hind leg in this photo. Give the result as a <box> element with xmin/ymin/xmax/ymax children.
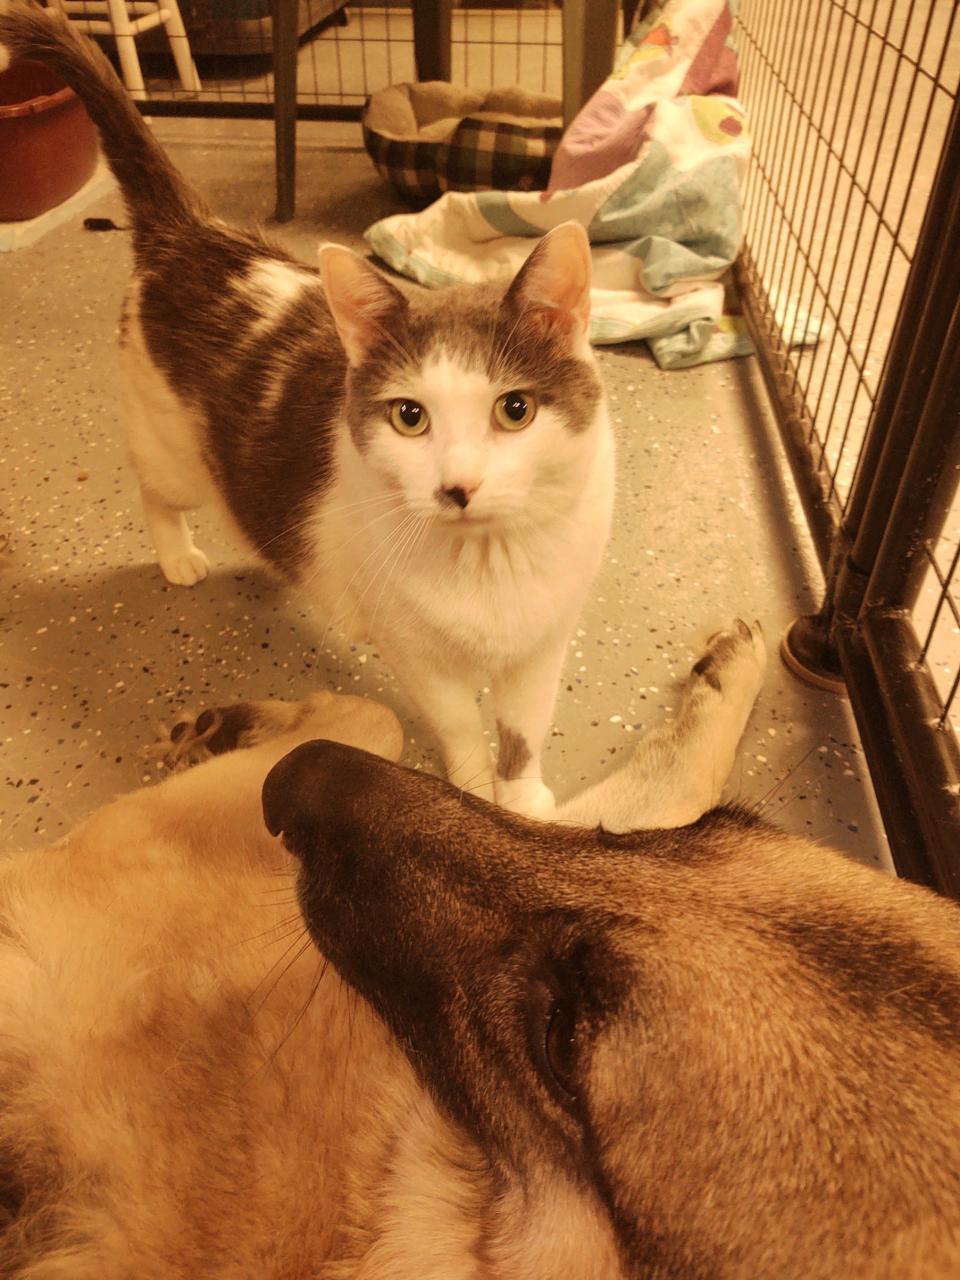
<box><xmin>139</xmin><ymin>482</ymin><xmax>210</xmax><ymax>587</ymax></box>
<box><xmin>120</xmin><ymin>317</ymin><xmax>213</xmax><ymax>587</ymax></box>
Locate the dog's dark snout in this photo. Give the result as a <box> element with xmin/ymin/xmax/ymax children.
<box><xmin>263</xmin><ymin>740</ymin><xmax>350</xmax><ymax>849</ymax></box>
<box><xmin>261</xmin><ymin>739</ymin><xmax>391</xmax><ymax>864</ymax></box>
<box><xmin>263</xmin><ymin>742</ymin><xmax>321</xmax><ymax>847</ymax></box>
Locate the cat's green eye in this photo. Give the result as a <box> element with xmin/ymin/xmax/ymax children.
<box><xmin>389</xmin><ymin>399</ymin><xmax>429</xmax><ymax>436</ymax></box>
<box><xmin>493</xmin><ymin>391</ymin><xmax>537</xmax><ymax>432</ymax></box>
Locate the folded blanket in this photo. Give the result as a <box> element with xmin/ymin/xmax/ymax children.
<box><xmin>365</xmin><ymin>0</ymin><xmax>755</xmax><ymax>368</ymax></box>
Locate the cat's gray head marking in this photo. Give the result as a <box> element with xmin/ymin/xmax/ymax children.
<box><xmin>319</xmin><ymin>223</ymin><xmax>606</xmax><ymax>528</ymax></box>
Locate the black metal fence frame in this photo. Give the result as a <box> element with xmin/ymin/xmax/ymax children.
<box><xmin>736</xmin><ymin>67</ymin><xmax>960</xmax><ymax>898</ymax></box>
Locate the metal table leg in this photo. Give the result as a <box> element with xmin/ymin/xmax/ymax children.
<box><xmin>411</xmin><ymin>0</ymin><xmax>451</xmax><ymax>82</ymax></box>
<box><xmin>562</xmin><ymin>0</ymin><xmax>619</xmax><ymax>125</ymax></box>
<box><xmin>272</xmin><ymin>0</ymin><xmax>297</xmax><ymax>222</ymax></box>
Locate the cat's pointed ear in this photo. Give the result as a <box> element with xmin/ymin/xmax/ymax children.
<box><xmin>318</xmin><ymin>244</ymin><xmax>407</xmax><ymax>365</ymax></box>
<box><xmin>503</xmin><ymin>222</ymin><xmax>592</xmax><ymax>338</ymax></box>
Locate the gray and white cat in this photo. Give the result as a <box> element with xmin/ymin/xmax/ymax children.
<box><xmin>1</xmin><ymin>0</ymin><xmax>614</xmax><ymax>816</ymax></box>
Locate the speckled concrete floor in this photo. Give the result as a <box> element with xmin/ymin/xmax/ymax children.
<box><xmin>0</xmin><ymin>119</ymin><xmax>890</xmax><ymax>867</ymax></box>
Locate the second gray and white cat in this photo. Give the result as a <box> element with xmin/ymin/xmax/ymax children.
<box><xmin>1</xmin><ymin>0</ymin><xmax>614</xmax><ymax>815</ymax></box>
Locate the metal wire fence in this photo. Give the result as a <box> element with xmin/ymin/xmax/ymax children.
<box><xmin>735</xmin><ymin>0</ymin><xmax>960</xmax><ymax>891</ymax></box>
<box><xmin>737</xmin><ymin>0</ymin><xmax>957</xmax><ymax>513</ymax></box>
<box><xmin>58</xmin><ymin>0</ymin><xmax>563</xmax><ymax>111</ymax></box>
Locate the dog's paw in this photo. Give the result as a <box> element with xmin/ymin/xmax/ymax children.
<box><xmin>165</xmin><ymin>703</ymin><xmax>259</xmax><ymax>768</ymax></box>
<box><xmin>690</xmin><ymin>619</ymin><xmax>766</xmax><ymax>707</ymax></box>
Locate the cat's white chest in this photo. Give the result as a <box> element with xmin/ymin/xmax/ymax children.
<box><xmin>349</xmin><ymin>514</ymin><xmax>605</xmax><ymax>674</ymax></box>
<box><xmin>312</xmin><ymin>427</ymin><xmax>614</xmax><ymax>674</ymax></box>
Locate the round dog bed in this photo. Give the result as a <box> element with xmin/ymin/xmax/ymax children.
<box><xmin>362</xmin><ymin>81</ymin><xmax>563</xmax><ymax>204</ymax></box>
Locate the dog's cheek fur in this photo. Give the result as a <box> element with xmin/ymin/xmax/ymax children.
<box><xmin>297</xmin><ymin>855</ymin><xmax>586</xmax><ymax>1177</ymax></box>
<box><xmin>298</xmin><ymin>882</ymin><xmax>549</xmax><ymax>1165</ymax></box>
<box><xmin>0</xmin><ymin>930</ymin><xmax>79</xmax><ymax>1274</ymax></box>
<box><xmin>580</xmin><ymin>871</ymin><xmax>960</xmax><ymax>1280</ymax></box>
<box><xmin>329</xmin><ymin>1084</ymin><xmax>624</xmax><ymax>1280</ymax></box>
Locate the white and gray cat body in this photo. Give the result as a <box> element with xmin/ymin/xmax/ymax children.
<box><xmin>0</xmin><ymin>0</ymin><xmax>614</xmax><ymax>814</ymax></box>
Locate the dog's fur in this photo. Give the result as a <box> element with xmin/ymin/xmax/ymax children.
<box><xmin>2</xmin><ymin>623</ymin><xmax>959</xmax><ymax>1278</ymax></box>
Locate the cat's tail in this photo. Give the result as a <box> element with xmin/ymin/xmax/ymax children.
<box><xmin>0</xmin><ymin>0</ymin><xmax>200</xmax><ymax>229</ymax></box>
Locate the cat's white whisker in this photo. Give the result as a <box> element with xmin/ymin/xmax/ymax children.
<box><xmin>367</xmin><ymin>512</ymin><xmax>430</xmax><ymax>639</ymax></box>
<box><xmin>489</xmin><ymin>308</ymin><xmax>528</xmax><ymax>377</ymax></box>
<box><xmin>339</xmin><ymin>510</ymin><xmax>424</xmax><ymax>642</ymax></box>
<box><xmin>367</xmin><ymin>314</ymin><xmax>417</xmax><ymax>369</ymax></box>
<box><xmin>297</xmin><ymin>499</ymin><xmax>409</xmax><ymax>597</ymax></box>
<box><xmin>310</xmin><ymin>509</ymin><xmax>422</xmax><ymax>656</ymax></box>
<box><xmin>302</xmin><ymin>491</ymin><xmax>404</xmax><ymax>517</ymax></box>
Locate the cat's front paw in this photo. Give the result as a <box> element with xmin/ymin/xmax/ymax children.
<box><xmin>160</xmin><ymin>547</ymin><xmax>209</xmax><ymax>587</ymax></box>
<box><xmin>495</xmin><ymin>776</ymin><xmax>556</xmax><ymax>820</ymax></box>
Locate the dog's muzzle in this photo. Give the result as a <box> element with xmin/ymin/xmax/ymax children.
<box><xmin>262</xmin><ymin>738</ymin><xmax>375</xmax><ymax>864</ymax></box>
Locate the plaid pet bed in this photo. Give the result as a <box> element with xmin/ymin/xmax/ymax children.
<box><xmin>366</xmin><ymin>0</ymin><xmax>768</xmax><ymax>369</ymax></box>
<box><xmin>363</xmin><ymin>111</ymin><xmax>562</xmax><ymax>204</ymax></box>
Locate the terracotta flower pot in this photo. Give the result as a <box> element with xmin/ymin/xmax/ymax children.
<box><xmin>0</xmin><ymin>60</ymin><xmax>99</xmax><ymax>221</ymax></box>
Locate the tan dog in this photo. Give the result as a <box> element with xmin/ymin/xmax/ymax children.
<box><xmin>1</xmin><ymin>622</ymin><xmax>959</xmax><ymax>1278</ymax></box>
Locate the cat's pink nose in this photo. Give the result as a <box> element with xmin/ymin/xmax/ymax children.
<box><xmin>440</xmin><ymin>483</ymin><xmax>478</xmax><ymax>509</ymax></box>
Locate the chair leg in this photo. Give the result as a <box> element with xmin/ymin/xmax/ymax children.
<box><xmin>162</xmin><ymin>0</ymin><xmax>202</xmax><ymax>94</ymax></box>
<box><xmin>104</xmin><ymin>0</ymin><xmax>148</xmax><ymax>100</ymax></box>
